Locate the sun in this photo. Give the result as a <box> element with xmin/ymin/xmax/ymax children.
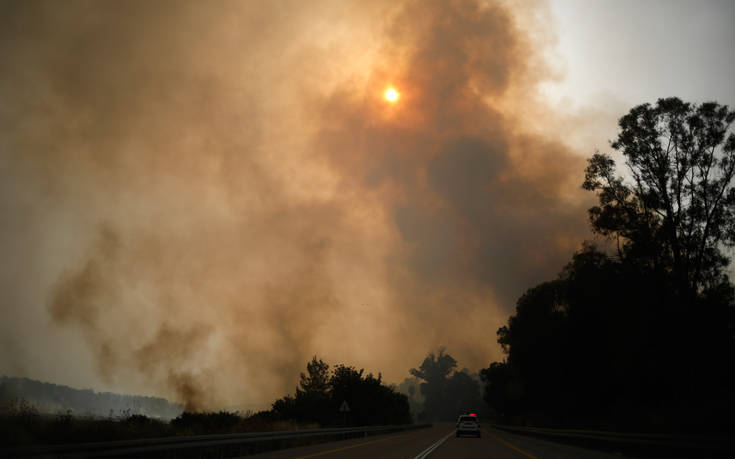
<box><xmin>384</xmin><ymin>87</ymin><xmax>400</xmax><ymax>102</ymax></box>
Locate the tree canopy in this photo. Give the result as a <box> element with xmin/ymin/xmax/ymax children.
<box><xmin>482</xmin><ymin>98</ymin><xmax>735</xmax><ymax>432</ymax></box>
<box><xmin>297</xmin><ymin>356</ymin><xmax>330</xmax><ymax>398</ymax></box>
<box><xmin>583</xmin><ymin>97</ymin><xmax>735</xmax><ymax>295</ymax></box>
<box><xmin>409</xmin><ymin>350</ymin><xmax>484</xmax><ymax>421</ymax></box>
<box><xmin>271</xmin><ymin>357</ymin><xmax>410</xmax><ymax>426</ymax></box>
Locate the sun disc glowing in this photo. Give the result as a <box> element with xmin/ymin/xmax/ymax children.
<box><xmin>384</xmin><ymin>88</ymin><xmax>399</xmax><ymax>102</ymax></box>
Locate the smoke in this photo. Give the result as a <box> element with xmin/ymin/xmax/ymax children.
<box><xmin>0</xmin><ymin>0</ymin><xmax>592</xmax><ymax>409</ymax></box>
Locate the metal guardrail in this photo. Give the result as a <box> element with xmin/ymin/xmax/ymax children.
<box><xmin>492</xmin><ymin>424</ymin><xmax>734</xmax><ymax>457</ymax></box>
<box><xmin>3</xmin><ymin>423</ymin><xmax>431</xmax><ymax>458</ymax></box>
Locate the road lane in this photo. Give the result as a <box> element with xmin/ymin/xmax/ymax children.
<box><xmin>249</xmin><ymin>424</ymin><xmax>451</xmax><ymax>459</ymax></box>
<box><xmin>430</xmin><ymin>427</ymin><xmax>627</xmax><ymax>459</ymax></box>
<box><xmin>248</xmin><ymin>424</ymin><xmax>628</xmax><ymax>458</ymax></box>
<box><xmin>429</xmin><ymin>428</ymin><xmax>534</xmax><ymax>459</ymax></box>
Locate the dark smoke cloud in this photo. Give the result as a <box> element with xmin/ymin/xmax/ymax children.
<box><xmin>0</xmin><ymin>0</ymin><xmax>592</xmax><ymax>409</ymax></box>
<box><xmin>316</xmin><ymin>0</ymin><xmax>589</xmax><ymax>316</ymax></box>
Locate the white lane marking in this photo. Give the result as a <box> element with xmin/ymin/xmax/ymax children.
<box><xmin>413</xmin><ymin>431</ymin><xmax>454</xmax><ymax>459</ymax></box>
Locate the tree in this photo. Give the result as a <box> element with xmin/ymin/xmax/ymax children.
<box><xmin>396</xmin><ymin>377</ymin><xmax>424</xmax><ymax>422</ymax></box>
<box><xmin>409</xmin><ymin>349</ymin><xmax>457</xmax><ymax>385</ymax></box>
<box><xmin>482</xmin><ymin>244</ymin><xmax>684</xmax><ymax>428</ymax></box>
<box><xmin>480</xmin><ymin>362</ymin><xmax>517</xmax><ymax>419</ymax></box>
<box><xmin>445</xmin><ymin>370</ymin><xmax>483</xmax><ymax>418</ymax></box>
<box><xmin>409</xmin><ymin>349</ymin><xmax>456</xmax><ymax>420</ymax></box>
<box><xmin>328</xmin><ymin>365</ymin><xmax>411</xmax><ymax>426</ymax></box>
<box><xmin>481</xmin><ymin>99</ymin><xmax>735</xmax><ymax>432</ymax></box>
<box><xmin>297</xmin><ymin>356</ymin><xmax>330</xmax><ymax>397</ymax></box>
<box><xmin>271</xmin><ymin>358</ymin><xmax>410</xmax><ymax>426</ymax></box>
<box><xmin>410</xmin><ymin>350</ymin><xmax>483</xmax><ymax>421</ymax></box>
<box><xmin>583</xmin><ymin>98</ymin><xmax>735</xmax><ymax>296</ymax></box>
<box><xmin>328</xmin><ymin>365</ymin><xmax>365</xmax><ymax>403</ymax></box>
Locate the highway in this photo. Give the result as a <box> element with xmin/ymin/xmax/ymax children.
<box><xmin>248</xmin><ymin>424</ymin><xmax>625</xmax><ymax>459</ymax></box>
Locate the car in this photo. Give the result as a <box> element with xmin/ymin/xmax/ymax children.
<box><xmin>455</xmin><ymin>414</ymin><xmax>481</xmax><ymax>437</ymax></box>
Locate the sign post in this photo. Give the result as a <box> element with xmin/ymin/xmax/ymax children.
<box><xmin>339</xmin><ymin>400</ymin><xmax>350</xmax><ymax>427</ymax></box>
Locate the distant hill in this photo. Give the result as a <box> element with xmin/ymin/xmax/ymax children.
<box><xmin>0</xmin><ymin>376</ymin><xmax>183</xmax><ymax>419</ymax></box>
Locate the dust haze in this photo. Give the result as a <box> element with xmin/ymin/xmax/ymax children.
<box><xmin>0</xmin><ymin>0</ymin><xmax>592</xmax><ymax>410</ymax></box>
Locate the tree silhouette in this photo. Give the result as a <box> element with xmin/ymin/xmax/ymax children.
<box><xmin>481</xmin><ymin>98</ymin><xmax>735</xmax><ymax>432</ymax></box>
<box><xmin>410</xmin><ymin>350</ymin><xmax>482</xmax><ymax>421</ymax></box>
<box><xmin>583</xmin><ymin>98</ymin><xmax>735</xmax><ymax>296</ymax></box>
<box><xmin>409</xmin><ymin>350</ymin><xmax>456</xmax><ymax>421</ymax></box>
<box><xmin>409</xmin><ymin>349</ymin><xmax>457</xmax><ymax>385</ymax></box>
<box><xmin>297</xmin><ymin>356</ymin><xmax>330</xmax><ymax>397</ymax></box>
<box><xmin>271</xmin><ymin>357</ymin><xmax>410</xmax><ymax>426</ymax></box>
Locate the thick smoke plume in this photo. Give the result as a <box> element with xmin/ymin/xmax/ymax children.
<box><xmin>0</xmin><ymin>0</ymin><xmax>591</xmax><ymax>410</ymax></box>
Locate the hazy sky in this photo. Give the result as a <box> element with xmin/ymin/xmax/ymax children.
<box><xmin>546</xmin><ymin>0</ymin><xmax>735</xmax><ymax>109</ymax></box>
<box><xmin>1</xmin><ymin>0</ymin><xmax>733</xmax><ymax>411</ymax></box>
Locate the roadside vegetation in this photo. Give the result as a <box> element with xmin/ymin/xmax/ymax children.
<box><xmin>481</xmin><ymin>98</ymin><xmax>735</xmax><ymax>433</ymax></box>
<box><xmin>1</xmin><ymin>357</ymin><xmax>410</xmax><ymax>446</ymax></box>
<box><xmin>271</xmin><ymin>357</ymin><xmax>411</xmax><ymax>427</ymax></box>
<box><xmin>0</xmin><ymin>397</ymin><xmax>301</xmax><ymax>447</ymax></box>
<box><xmin>405</xmin><ymin>350</ymin><xmax>485</xmax><ymax>422</ymax></box>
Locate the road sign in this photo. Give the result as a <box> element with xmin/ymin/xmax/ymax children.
<box><xmin>339</xmin><ymin>400</ymin><xmax>351</xmax><ymax>412</ymax></box>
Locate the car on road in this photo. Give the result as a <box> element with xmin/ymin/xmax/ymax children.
<box><xmin>456</xmin><ymin>414</ymin><xmax>481</xmax><ymax>437</ymax></box>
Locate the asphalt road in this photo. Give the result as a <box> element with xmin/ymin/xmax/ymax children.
<box><xmin>247</xmin><ymin>424</ymin><xmax>628</xmax><ymax>459</ymax></box>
